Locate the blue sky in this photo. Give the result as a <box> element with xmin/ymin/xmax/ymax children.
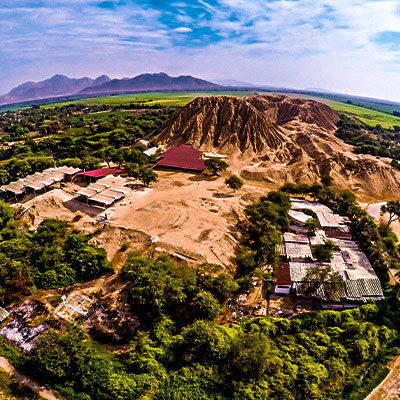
<box><xmin>1</xmin><ymin>0</ymin><xmax>400</xmax><ymax>100</ymax></box>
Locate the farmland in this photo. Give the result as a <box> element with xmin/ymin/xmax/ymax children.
<box><xmin>43</xmin><ymin>90</ymin><xmax>400</xmax><ymax>129</ymax></box>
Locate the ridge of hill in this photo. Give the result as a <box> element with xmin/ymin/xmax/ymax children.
<box><xmin>0</xmin><ymin>74</ymin><xmax>111</xmax><ymax>105</ymax></box>
<box><xmin>245</xmin><ymin>94</ymin><xmax>340</xmax><ymax>131</ymax></box>
<box><xmin>157</xmin><ymin>96</ymin><xmax>287</xmax><ymax>154</ymax></box>
<box><xmin>157</xmin><ymin>94</ymin><xmax>400</xmax><ymax>197</ymax></box>
<box><xmin>78</xmin><ymin>72</ymin><xmax>220</xmax><ymax>95</ymax></box>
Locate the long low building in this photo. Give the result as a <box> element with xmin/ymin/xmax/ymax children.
<box><xmin>76</xmin><ymin>175</ymin><xmax>132</xmax><ymax>207</ymax></box>
<box><xmin>156</xmin><ymin>145</ymin><xmax>206</xmax><ymax>172</ymax></box>
<box><xmin>0</xmin><ymin>166</ymin><xmax>81</xmax><ymax>197</ymax></box>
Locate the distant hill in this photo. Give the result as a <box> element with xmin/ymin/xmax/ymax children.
<box><xmin>78</xmin><ymin>72</ymin><xmax>220</xmax><ymax>95</ymax></box>
<box><xmin>0</xmin><ymin>74</ymin><xmax>111</xmax><ymax>105</ymax></box>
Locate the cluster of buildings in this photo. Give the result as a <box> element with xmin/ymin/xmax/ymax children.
<box><xmin>274</xmin><ymin>198</ymin><xmax>384</xmax><ymax>305</ymax></box>
<box><xmin>76</xmin><ymin>171</ymin><xmax>132</xmax><ymax>207</ymax></box>
<box><xmin>0</xmin><ymin>166</ymin><xmax>81</xmax><ymax>198</ymax></box>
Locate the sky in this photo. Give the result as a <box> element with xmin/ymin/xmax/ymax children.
<box><xmin>1</xmin><ymin>0</ymin><xmax>400</xmax><ymax>101</ymax></box>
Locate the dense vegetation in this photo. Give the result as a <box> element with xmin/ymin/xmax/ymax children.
<box><xmin>0</xmin><ymin>204</ymin><xmax>112</xmax><ymax>305</ymax></box>
<box><xmin>335</xmin><ymin>113</ymin><xmax>400</xmax><ymax>161</ymax></box>
<box><xmin>23</xmin><ymin>278</ymin><xmax>400</xmax><ymax>400</ymax></box>
<box><xmin>0</xmin><ymin>104</ymin><xmax>172</xmax><ymax>184</ymax></box>
<box><xmin>0</xmin><ymin>186</ymin><xmax>398</xmax><ymax>399</ymax></box>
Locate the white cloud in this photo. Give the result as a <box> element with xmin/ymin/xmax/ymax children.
<box><xmin>174</xmin><ymin>27</ymin><xmax>193</xmax><ymax>33</ymax></box>
<box><xmin>1</xmin><ymin>0</ymin><xmax>400</xmax><ymax>100</ymax></box>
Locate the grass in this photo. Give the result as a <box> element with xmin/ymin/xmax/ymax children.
<box><xmin>43</xmin><ymin>90</ymin><xmax>257</xmax><ymax>108</ymax></box>
<box><xmin>6</xmin><ymin>89</ymin><xmax>400</xmax><ymax>129</ymax></box>
<box><xmin>321</xmin><ymin>99</ymin><xmax>400</xmax><ymax>129</ymax></box>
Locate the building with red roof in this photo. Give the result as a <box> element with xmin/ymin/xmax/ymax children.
<box><xmin>156</xmin><ymin>145</ymin><xmax>206</xmax><ymax>172</ymax></box>
<box><xmin>78</xmin><ymin>168</ymin><xmax>123</xmax><ymax>179</ymax></box>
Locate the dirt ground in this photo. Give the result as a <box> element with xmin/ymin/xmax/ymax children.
<box><xmin>0</xmin><ymin>356</ymin><xmax>58</xmax><ymax>400</ymax></box>
<box><xmin>16</xmin><ymin>164</ymin><xmax>267</xmax><ymax>271</ymax></box>
<box><xmin>365</xmin><ymin>355</ymin><xmax>400</xmax><ymax>400</ymax></box>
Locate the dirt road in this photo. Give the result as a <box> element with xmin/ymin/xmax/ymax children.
<box><xmin>365</xmin><ymin>355</ymin><xmax>400</xmax><ymax>400</ymax></box>
<box><xmin>0</xmin><ymin>357</ymin><xmax>58</xmax><ymax>400</ymax></box>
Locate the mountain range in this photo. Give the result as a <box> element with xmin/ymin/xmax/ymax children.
<box><xmin>0</xmin><ymin>73</ymin><xmax>220</xmax><ymax>105</ymax></box>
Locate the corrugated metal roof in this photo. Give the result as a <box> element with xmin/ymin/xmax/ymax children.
<box><xmin>289</xmin><ymin>262</ymin><xmax>319</xmax><ymax>281</ymax></box>
<box><xmin>157</xmin><ymin>145</ymin><xmax>206</xmax><ymax>171</ymax></box>
<box><xmin>345</xmin><ymin>279</ymin><xmax>384</xmax><ymax>301</ymax></box>
<box><xmin>283</xmin><ymin>232</ymin><xmax>309</xmax><ymax>244</ymax></box>
<box><xmin>288</xmin><ymin>210</ymin><xmax>313</xmax><ymax>225</ymax></box>
<box><xmin>315</xmin><ymin>211</ymin><xmax>342</xmax><ymax>229</ymax></box>
<box><xmin>285</xmin><ymin>242</ymin><xmax>313</xmax><ymax>260</ymax></box>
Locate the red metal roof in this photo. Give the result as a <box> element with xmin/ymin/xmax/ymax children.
<box><xmin>78</xmin><ymin>169</ymin><xmax>123</xmax><ymax>178</ymax></box>
<box><xmin>156</xmin><ymin>145</ymin><xmax>206</xmax><ymax>171</ymax></box>
<box><xmin>325</xmin><ymin>230</ymin><xmax>353</xmax><ymax>240</ymax></box>
<box><xmin>275</xmin><ymin>263</ymin><xmax>292</xmax><ymax>286</ymax></box>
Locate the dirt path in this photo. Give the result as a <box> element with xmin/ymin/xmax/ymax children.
<box><xmin>0</xmin><ymin>357</ymin><xmax>58</xmax><ymax>400</ymax></box>
<box><xmin>365</xmin><ymin>354</ymin><xmax>400</xmax><ymax>400</ymax></box>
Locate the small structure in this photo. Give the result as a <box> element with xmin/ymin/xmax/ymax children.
<box><xmin>274</xmin><ymin>263</ymin><xmax>292</xmax><ymax>295</ymax></box>
<box><xmin>55</xmin><ymin>291</ymin><xmax>92</xmax><ymax>321</ymax></box>
<box><xmin>144</xmin><ymin>146</ymin><xmax>165</xmax><ymax>157</ymax></box>
<box><xmin>134</xmin><ymin>139</ymin><xmax>149</xmax><ymax>149</ymax></box>
<box><xmin>202</xmin><ymin>151</ymin><xmax>227</xmax><ymax>159</ymax></box>
<box><xmin>0</xmin><ymin>166</ymin><xmax>81</xmax><ymax>199</ymax></box>
<box><xmin>0</xmin><ymin>307</ymin><xmax>10</xmax><ymax>322</ymax></box>
<box><xmin>156</xmin><ymin>145</ymin><xmax>206</xmax><ymax>172</ymax></box>
<box><xmin>78</xmin><ymin>168</ymin><xmax>123</xmax><ymax>181</ymax></box>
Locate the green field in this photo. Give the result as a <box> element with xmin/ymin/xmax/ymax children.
<box><xmin>320</xmin><ymin>99</ymin><xmax>400</xmax><ymax>129</ymax></box>
<box><xmin>44</xmin><ymin>91</ymin><xmax>256</xmax><ymax>108</ymax></box>
<box><xmin>5</xmin><ymin>89</ymin><xmax>400</xmax><ymax>129</ymax></box>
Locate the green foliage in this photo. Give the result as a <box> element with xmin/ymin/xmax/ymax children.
<box><xmin>224</xmin><ymin>175</ymin><xmax>244</xmax><ymax>192</ymax></box>
<box><xmin>305</xmin><ymin>217</ymin><xmax>320</xmax><ymax>237</ymax></box>
<box><xmin>123</xmin><ymin>254</ymin><xmax>233</xmax><ymax>323</ymax></box>
<box><xmin>381</xmin><ymin>201</ymin><xmax>400</xmax><ymax>225</ymax></box>
<box><xmin>205</xmin><ymin>158</ymin><xmax>229</xmax><ymax>176</ymax></box>
<box><xmin>0</xmin><ymin>212</ymin><xmax>112</xmax><ymax>304</ymax></box>
<box><xmin>313</xmin><ymin>240</ymin><xmax>335</xmax><ymax>262</ymax></box>
<box><xmin>126</xmin><ymin>164</ymin><xmax>158</xmax><ymax>187</ymax></box>
<box><xmin>27</xmin><ymin>303</ymin><xmax>398</xmax><ymax>400</ymax></box>
<box><xmin>235</xmin><ymin>191</ymin><xmax>291</xmax><ymax>279</ymax></box>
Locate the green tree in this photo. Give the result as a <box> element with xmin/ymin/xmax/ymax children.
<box><xmin>321</xmin><ymin>174</ymin><xmax>333</xmax><ymax>186</ymax></box>
<box><xmin>313</xmin><ymin>240</ymin><xmax>335</xmax><ymax>262</ymax></box>
<box><xmin>381</xmin><ymin>201</ymin><xmax>400</xmax><ymax>226</ymax></box>
<box><xmin>138</xmin><ymin>166</ymin><xmax>158</xmax><ymax>187</ymax></box>
<box><xmin>193</xmin><ymin>291</ymin><xmax>221</xmax><ymax>320</ymax></box>
<box><xmin>225</xmin><ymin>175</ymin><xmax>244</xmax><ymax>192</ymax></box>
<box><xmin>205</xmin><ymin>158</ymin><xmax>229</xmax><ymax>176</ymax></box>
<box><xmin>98</xmin><ymin>146</ymin><xmax>115</xmax><ymax>168</ymax></box>
<box><xmin>305</xmin><ymin>218</ymin><xmax>320</xmax><ymax>237</ymax></box>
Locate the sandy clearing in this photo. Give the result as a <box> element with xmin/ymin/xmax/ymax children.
<box><xmin>16</xmin><ymin>168</ymin><xmax>266</xmax><ymax>271</ymax></box>
<box><xmin>364</xmin><ymin>354</ymin><xmax>400</xmax><ymax>400</ymax></box>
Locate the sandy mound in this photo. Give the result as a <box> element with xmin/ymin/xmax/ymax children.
<box><xmin>157</xmin><ymin>96</ymin><xmax>288</xmax><ymax>155</ymax></box>
<box><xmin>246</xmin><ymin>94</ymin><xmax>340</xmax><ymax>131</ymax></box>
<box><xmin>156</xmin><ymin>95</ymin><xmax>400</xmax><ymax>198</ymax></box>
